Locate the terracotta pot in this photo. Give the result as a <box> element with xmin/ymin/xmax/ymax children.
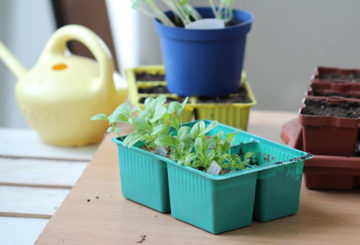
<box><xmin>281</xmin><ymin>119</ymin><xmax>360</xmax><ymax>190</ymax></box>
<box><xmin>311</xmin><ymin>66</ymin><xmax>360</xmax><ymax>90</ymax></box>
<box><xmin>298</xmin><ymin>97</ymin><xmax>360</xmax><ymax>156</ymax></box>
<box><xmin>308</xmin><ymin>82</ymin><xmax>360</xmax><ymax>99</ymax></box>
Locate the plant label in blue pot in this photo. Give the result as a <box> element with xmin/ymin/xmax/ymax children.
<box><xmin>154</xmin><ymin>7</ymin><xmax>253</xmax><ymax>97</ymax></box>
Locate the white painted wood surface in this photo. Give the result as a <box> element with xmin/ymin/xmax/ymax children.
<box><xmin>0</xmin><ymin>186</ymin><xmax>70</xmax><ymax>217</ymax></box>
<box><xmin>0</xmin><ymin>158</ymin><xmax>87</xmax><ymax>188</ymax></box>
<box><xmin>0</xmin><ymin>127</ymin><xmax>97</xmax><ymax>244</ymax></box>
<box><xmin>0</xmin><ymin>217</ymin><xmax>48</xmax><ymax>245</ymax></box>
<box><xmin>0</xmin><ymin>128</ymin><xmax>98</xmax><ymax>161</ymax></box>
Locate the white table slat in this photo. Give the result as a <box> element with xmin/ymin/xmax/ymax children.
<box><xmin>0</xmin><ymin>128</ymin><xmax>98</xmax><ymax>161</ymax></box>
<box><xmin>0</xmin><ymin>158</ymin><xmax>87</xmax><ymax>188</ymax></box>
<box><xmin>0</xmin><ymin>186</ymin><xmax>69</xmax><ymax>217</ymax></box>
<box><xmin>0</xmin><ymin>217</ymin><xmax>48</xmax><ymax>245</ymax></box>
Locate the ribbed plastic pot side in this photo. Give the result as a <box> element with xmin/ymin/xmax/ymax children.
<box><xmin>298</xmin><ymin>97</ymin><xmax>360</xmax><ymax>156</ymax></box>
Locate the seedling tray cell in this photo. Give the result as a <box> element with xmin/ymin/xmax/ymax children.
<box><xmin>112</xmin><ymin>137</ymin><xmax>170</xmax><ymax>213</ymax></box>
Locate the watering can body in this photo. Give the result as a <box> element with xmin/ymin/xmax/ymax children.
<box><xmin>0</xmin><ymin>25</ymin><xmax>127</xmax><ymax>146</ymax></box>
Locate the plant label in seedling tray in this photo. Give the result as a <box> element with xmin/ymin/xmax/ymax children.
<box><xmin>207</xmin><ymin>161</ymin><xmax>222</xmax><ymax>175</ymax></box>
<box><xmin>155</xmin><ymin>147</ymin><xmax>168</xmax><ymax>157</ymax></box>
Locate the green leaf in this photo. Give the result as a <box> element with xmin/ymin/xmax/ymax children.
<box><xmin>123</xmin><ymin>134</ymin><xmax>145</xmax><ymax>148</ymax></box>
<box><xmin>151</xmin><ymin>124</ymin><xmax>170</xmax><ymax>136</ymax></box>
<box><xmin>200</xmin><ymin>121</ymin><xmax>218</xmax><ymax>136</ymax></box>
<box><xmin>244</xmin><ymin>152</ymin><xmax>254</xmax><ymax>159</ymax></box>
<box><xmin>194</xmin><ymin>137</ymin><xmax>203</xmax><ymax>154</ymax></box>
<box><xmin>167</xmin><ymin>101</ymin><xmax>181</xmax><ymax>114</ymax></box>
<box><xmin>184</xmin><ymin>153</ymin><xmax>197</xmax><ymax>166</ymax></box>
<box><xmin>131</xmin><ymin>117</ymin><xmax>149</xmax><ymax>130</ymax></box>
<box><xmin>190</xmin><ymin>121</ymin><xmax>205</xmax><ymax>138</ymax></box>
<box><xmin>106</xmin><ymin>126</ymin><xmax>113</xmax><ymax>133</ymax></box>
<box><xmin>150</xmin><ymin>106</ymin><xmax>166</xmax><ymax>123</ymax></box>
<box><xmin>178</xmin><ymin>126</ymin><xmax>190</xmax><ymax>138</ymax></box>
<box><xmin>155</xmin><ymin>135</ymin><xmax>174</xmax><ymax>147</ymax></box>
<box><xmin>91</xmin><ymin>113</ymin><xmax>108</xmax><ymax>121</ymax></box>
<box><xmin>225</xmin><ymin>130</ymin><xmax>240</xmax><ymax>145</ymax></box>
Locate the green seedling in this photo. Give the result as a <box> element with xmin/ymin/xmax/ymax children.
<box><xmin>91</xmin><ymin>95</ymin><xmax>188</xmax><ymax>150</ymax></box>
<box><xmin>92</xmin><ymin>95</ymin><xmax>254</xmax><ymax>174</ymax></box>
<box><xmin>131</xmin><ymin>0</ymin><xmax>237</xmax><ymax>27</ymax></box>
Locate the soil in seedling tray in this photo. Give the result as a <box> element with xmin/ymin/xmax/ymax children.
<box><xmin>138</xmin><ymin>97</ymin><xmax>186</xmax><ymax>104</ymax></box>
<box><xmin>135</xmin><ymin>72</ymin><xmax>165</xmax><ymax>81</ymax></box>
<box><xmin>318</xmin><ymin>72</ymin><xmax>360</xmax><ymax>82</ymax></box>
<box><xmin>138</xmin><ymin>85</ymin><xmax>169</xmax><ymax>94</ymax></box>
<box><xmin>302</xmin><ymin>99</ymin><xmax>360</xmax><ymax>118</ymax></box>
<box><xmin>310</xmin><ymin>90</ymin><xmax>360</xmax><ymax>99</ymax></box>
<box><xmin>197</xmin><ymin>85</ymin><xmax>251</xmax><ymax>103</ymax></box>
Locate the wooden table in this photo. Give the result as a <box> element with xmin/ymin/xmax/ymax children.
<box><xmin>36</xmin><ymin>111</ymin><xmax>360</xmax><ymax>245</ymax></box>
<box><xmin>0</xmin><ymin>129</ymin><xmax>97</xmax><ymax>244</ymax></box>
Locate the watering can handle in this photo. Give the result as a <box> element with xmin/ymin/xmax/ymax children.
<box><xmin>42</xmin><ymin>25</ymin><xmax>115</xmax><ymax>90</ymax></box>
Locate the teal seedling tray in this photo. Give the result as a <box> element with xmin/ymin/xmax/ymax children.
<box><xmin>113</xmin><ymin>120</ymin><xmax>310</xmax><ymax>233</ymax></box>
<box><xmin>160</xmin><ymin>120</ymin><xmax>310</xmax><ymax>233</ymax></box>
<box><xmin>221</xmin><ymin>121</ymin><xmax>309</xmax><ymax>222</ymax></box>
<box><xmin>112</xmin><ymin>137</ymin><xmax>170</xmax><ymax>213</ymax></box>
<box><xmin>237</xmin><ymin>139</ymin><xmax>306</xmax><ymax>222</ymax></box>
<box><xmin>165</xmin><ymin>159</ymin><xmax>258</xmax><ymax>234</ymax></box>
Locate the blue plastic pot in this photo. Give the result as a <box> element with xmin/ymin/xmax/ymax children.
<box><xmin>154</xmin><ymin>7</ymin><xmax>253</xmax><ymax>97</ymax></box>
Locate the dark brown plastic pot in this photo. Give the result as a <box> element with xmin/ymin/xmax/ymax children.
<box><xmin>281</xmin><ymin>119</ymin><xmax>360</xmax><ymax>190</ymax></box>
<box><xmin>299</xmin><ymin>97</ymin><xmax>360</xmax><ymax>156</ymax></box>
<box><xmin>308</xmin><ymin>82</ymin><xmax>360</xmax><ymax>99</ymax></box>
<box><xmin>311</xmin><ymin>66</ymin><xmax>360</xmax><ymax>90</ymax></box>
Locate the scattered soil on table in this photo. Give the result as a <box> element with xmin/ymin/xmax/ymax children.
<box><xmin>310</xmin><ymin>90</ymin><xmax>360</xmax><ymax>99</ymax></box>
<box><xmin>87</xmin><ymin>199</ymin><xmax>91</xmax><ymax>202</ymax></box>
<box><xmin>318</xmin><ymin>72</ymin><xmax>360</xmax><ymax>82</ymax></box>
<box><xmin>136</xmin><ymin>234</ymin><xmax>147</xmax><ymax>244</ymax></box>
<box><xmin>302</xmin><ymin>99</ymin><xmax>360</xmax><ymax>118</ymax></box>
<box><xmin>196</xmin><ymin>85</ymin><xmax>251</xmax><ymax>103</ymax></box>
<box><xmin>138</xmin><ymin>85</ymin><xmax>169</xmax><ymax>94</ymax></box>
<box><xmin>135</xmin><ymin>72</ymin><xmax>165</xmax><ymax>81</ymax></box>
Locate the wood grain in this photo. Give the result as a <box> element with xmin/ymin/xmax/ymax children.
<box><xmin>36</xmin><ymin>111</ymin><xmax>360</xmax><ymax>244</ymax></box>
<box><xmin>0</xmin><ymin>129</ymin><xmax>97</xmax><ymax>161</ymax></box>
<box><xmin>0</xmin><ymin>186</ymin><xmax>69</xmax><ymax>217</ymax></box>
<box><xmin>0</xmin><ymin>158</ymin><xmax>87</xmax><ymax>188</ymax></box>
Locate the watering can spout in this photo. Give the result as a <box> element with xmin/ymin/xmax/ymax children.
<box><xmin>0</xmin><ymin>41</ymin><xmax>27</xmax><ymax>79</ymax></box>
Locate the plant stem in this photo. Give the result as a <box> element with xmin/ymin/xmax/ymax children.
<box><xmin>208</xmin><ymin>0</ymin><xmax>219</xmax><ymax>18</ymax></box>
<box><xmin>162</xmin><ymin>0</ymin><xmax>187</xmax><ymax>25</ymax></box>
<box><xmin>183</xmin><ymin>3</ymin><xmax>201</xmax><ymax>21</ymax></box>
<box><xmin>148</xmin><ymin>0</ymin><xmax>175</xmax><ymax>26</ymax></box>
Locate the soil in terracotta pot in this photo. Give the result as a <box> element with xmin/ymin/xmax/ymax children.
<box><xmin>318</xmin><ymin>72</ymin><xmax>360</xmax><ymax>82</ymax></box>
<box><xmin>135</xmin><ymin>72</ymin><xmax>165</xmax><ymax>81</ymax></box>
<box><xmin>310</xmin><ymin>90</ymin><xmax>360</xmax><ymax>99</ymax></box>
<box><xmin>138</xmin><ymin>85</ymin><xmax>169</xmax><ymax>94</ymax></box>
<box><xmin>196</xmin><ymin>85</ymin><xmax>251</xmax><ymax>103</ymax></box>
<box><xmin>302</xmin><ymin>99</ymin><xmax>360</xmax><ymax>118</ymax></box>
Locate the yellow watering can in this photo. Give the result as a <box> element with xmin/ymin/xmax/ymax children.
<box><xmin>0</xmin><ymin>25</ymin><xmax>127</xmax><ymax>146</ymax></box>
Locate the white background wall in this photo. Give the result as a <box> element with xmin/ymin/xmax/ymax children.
<box><xmin>0</xmin><ymin>0</ymin><xmax>55</xmax><ymax>128</ymax></box>
<box><xmin>1</xmin><ymin>0</ymin><xmax>360</xmax><ymax>128</ymax></box>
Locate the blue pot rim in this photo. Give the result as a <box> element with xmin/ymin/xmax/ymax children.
<box><xmin>154</xmin><ymin>7</ymin><xmax>253</xmax><ymax>41</ymax></box>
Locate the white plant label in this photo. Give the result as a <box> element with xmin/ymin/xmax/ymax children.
<box><xmin>207</xmin><ymin>160</ymin><xmax>222</xmax><ymax>175</ymax></box>
<box><xmin>155</xmin><ymin>147</ymin><xmax>168</xmax><ymax>157</ymax></box>
<box><xmin>185</xmin><ymin>18</ymin><xmax>225</xmax><ymax>30</ymax></box>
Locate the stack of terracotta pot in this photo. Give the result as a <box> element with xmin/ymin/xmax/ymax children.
<box><xmin>282</xmin><ymin>67</ymin><xmax>360</xmax><ymax>190</ymax></box>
